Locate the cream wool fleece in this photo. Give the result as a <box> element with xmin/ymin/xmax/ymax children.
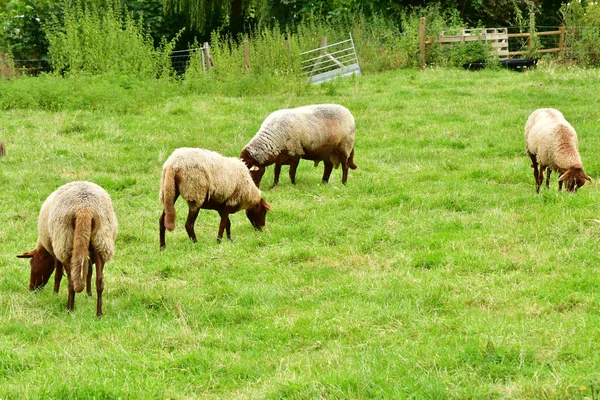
<box><xmin>243</xmin><ymin>104</ymin><xmax>356</xmax><ymax>167</ymax></box>
<box><xmin>525</xmin><ymin>108</ymin><xmax>583</xmax><ymax>172</ymax></box>
<box><xmin>38</xmin><ymin>181</ymin><xmax>118</xmax><ymax>264</ymax></box>
<box><xmin>160</xmin><ymin>148</ymin><xmax>262</xmax><ymax>214</ymax></box>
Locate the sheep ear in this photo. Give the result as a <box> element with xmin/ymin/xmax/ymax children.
<box><xmin>585</xmin><ymin>173</ymin><xmax>592</xmax><ymax>182</ymax></box>
<box><xmin>250</xmin><ymin>165</ymin><xmax>259</xmax><ymax>172</ymax></box>
<box><xmin>262</xmin><ymin>199</ymin><xmax>272</xmax><ymax>211</ymax></box>
<box><xmin>17</xmin><ymin>251</ymin><xmax>35</xmax><ymax>259</ymax></box>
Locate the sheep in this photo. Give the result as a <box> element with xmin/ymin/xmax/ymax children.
<box><xmin>159</xmin><ymin>147</ymin><xmax>272</xmax><ymax>249</ymax></box>
<box><xmin>17</xmin><ymin>181</ymin><xmax>118</xmax><ymax>317</ymax></box>
<box><xmin>240</xmin><ymin>104</ymin><xmax>358</xmax><ymax>187</ymax></box>
<box><xmin>525</xmin><ymin>108</ymin><xmax>591</xmax><ymax>193</ymax></box>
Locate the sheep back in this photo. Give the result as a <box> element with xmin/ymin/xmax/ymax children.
<box><xmin>242</xmin><ymin>104</ymin><xmax>356</xmax><ymax>167</ymax></box>
<box><xmin>525</xmin><ymin>108</ymin><xmax>583</xmax><ymax>172</ymax></box>
<box><xmin>38</xmin><ymin>181</ymin><xmax>118</xmax><ymax>265</ymax></box>
<box><xmin>160</xmin><ymin>148</ymin><xmax>262</xmax><ymax>211</ymax></box>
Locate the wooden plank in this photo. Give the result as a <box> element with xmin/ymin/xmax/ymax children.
<box><xmin>508</xmin><ymin>32</ymin><xmax>530</xmax><ymax>38</ymax></box>
<box><xmin>537</xmin><ymin>47</ymin><xmax>561</xmax><ymax>54</ymax></box>
<box><xmin>419</xmin><ymin>17</ymin><xmax>426</xmax><ymax>69</ymax></box>
<box><xmin>537</xmin><ymin>30</ymin><xmax>561</xmax><ymax>36</ymax></box>
<box><xmin>244</xmin><ymin>39</ymin><xmax>250</xmax><ymax>73</ymax></box>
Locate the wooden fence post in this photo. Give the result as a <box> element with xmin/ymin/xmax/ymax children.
<box><xmin>244</xmin><ymin>39</ymin><xmax>250</xmax><ymax>73</ymax></box>
<box><xmin>559</xmin><ymin>26</ymin><xmax>565</xmax><ymax>58</ymax></box>
<box><xmin>320</xmin><ymin>36</ymin><xmax>327</xmax><ymax>49</ymax></box>
<box><xmin>419</xmin><ymin>17</ymin><xmax>426</xmax><ymax>69</ymax></box>
<box><xmin>285</xmin><ymin>38</ymin><xmax>291</xmax><ymax>55</ymax></box>
<box><xmin>310</xmin><ymin>36</ymin><xmax>328</xmax><ymax>75</ymax></box>
<box><xmin>203</xmin><ymin>42</ymin><xmax>212</xmax><ymax>71</ymax></box>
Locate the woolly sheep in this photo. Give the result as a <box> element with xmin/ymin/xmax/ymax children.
<box><xmin>17</xmin><ymin>181</ymin><xmax>118</xmax><ymax>317</ymax></box>
<box><xmin>159</xmin><ymin>147</ymin><xmax>272</xmax><ymax>249</ymax></box>
<box><xmin>525</xmin><ymin>108</ymin><xmax>591</xmax><ymax>193</ymax></box>
<box><xmin>240</xmin><ymin>104</ymin><xmax>358</xmax><ymax>187</ymax></box>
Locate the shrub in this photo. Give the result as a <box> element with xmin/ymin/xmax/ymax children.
<box><xmin>43</xmin><ymin>0</ymin><xmax>177</xmax><ymax>78</ymax></box>
<box><xmin>561</xmin><ymin>1</ymin><xmax>600</xmax><ymax>67</ymax></box>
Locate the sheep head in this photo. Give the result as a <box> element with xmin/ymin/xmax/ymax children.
<box><xmin>246</xmin><ymin>198</ymin><xmax>272</xmax><ymax>231</ymax></box>
<box><xmin>17</xmin><ymin>246</ymin><xmax>56</xmax><ymax>291</ymax></box>
<box><xmin>558</xmin><ymin>167</ymin><xmax>592</xmax><ymax>192</ymax></box>
<box><xmin>240</xmin><ymin>149</ymin><xmax>266</xmax><ymax>187</ymax></box>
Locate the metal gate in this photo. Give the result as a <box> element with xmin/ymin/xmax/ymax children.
<box><xmin>301</xmin><ymin>34</ymin><xmax>361</xmax><ymax>84</ymax></box>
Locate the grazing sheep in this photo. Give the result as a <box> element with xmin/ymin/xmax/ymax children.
<box><xmin>17</xmin><ymin>181</ymin><xmax>118</xmax><ymax>317</ymax></box>
<box><xmin>240</xmin><ymin>104</ymin><xmax>358</xmax><ymax>187</ymax></box>
<box><xmin>525</xmin><ymin>108</ymin><xmax>591</xmax><ymax>193</ymax></box>
<box><xmin>159</xmin><ymin>147</ymin><xmax>272</xmax><ymax>249</ymax></box>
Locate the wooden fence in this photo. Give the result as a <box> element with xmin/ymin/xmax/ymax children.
<box><xmin>419</xmin><ymin>17</ymin><xmax>568</xmax><ymax>69</ymax></box>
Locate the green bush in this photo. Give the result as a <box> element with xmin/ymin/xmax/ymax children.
<box><xmin>561</xmin><ymin>1</ymin><xmax>600</xmax><ymax>67</ymax></box>
<box><xmin>43</xmin><ymin>0</ymin><xmax>177</xmax><ymax>78</ymax></box>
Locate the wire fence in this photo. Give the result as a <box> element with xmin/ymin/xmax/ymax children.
<box><xmin>0</xmin><ymin>58</ymin><xmax>50</xmax><ymax>76</ymax></box>
<box><xmin>4</xmin><ymin>25</ymin><xmax>600</xmax><ymax>78</ymax></box>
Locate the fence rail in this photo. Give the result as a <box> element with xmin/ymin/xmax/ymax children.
<box><xmin>300</xmin><ymin>34</ymin><xmax>361</xmax><ymax>84</ymax></box>
<box><xmin>419</xmin><ymin>17</ymin><xmax>574</xmax><ymax>68</ymax></box>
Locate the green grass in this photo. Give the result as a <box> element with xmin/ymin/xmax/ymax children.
<box><xmin>2</xmin><ymin>67</ymin><xmax>600</xmax><ymax>399</ymax></box>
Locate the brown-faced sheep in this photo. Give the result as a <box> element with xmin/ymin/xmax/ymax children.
<box><xmin>159</xmin><ymin>147</ymin><xmax>271</xmax><ymax>249</ymax></box>
<box><xmin>525</xmin><ymin>108</ymin><xmax>591</xmax><ymax>193</ymax></box>
<box><xmin>240</xmin><ymin>104</ymin><xmax>357</xmax><ymax>187</ymax></box>
<box><xmin>17</xmin><ymin>181</ymin><xmax>118</xmax><ymax>317</ymax></box>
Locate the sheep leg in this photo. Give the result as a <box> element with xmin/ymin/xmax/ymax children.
<box><xmin>53</xmin><ymin>259</ymin><xmax>63</xmax><ymax>294</ymax></box>
<box><xmin>289</xmin><ymin>158</ymin><xmax>299</xmax><ymax>185</ymax></box>
<box><xmin>341</xmin><ymin>158</ymin><xmax>349</xmax><ymax>185</ymax></box>
<box><xmin>545</xmin><ymin>167</ymin><xmax>551</xmax><ymax>189</ymax></box>
<box><xmin>86</xmin><ymin>255</ymin><xmax>93</xmax><ymax>296</ymax></box>
<box><xmin>66</xmin><ymin>266</ymin><xmax>75</xmax><ymax>313</ymax></box>
<box><xmin>528</xmin><ymin>152</ymin><xmax>541</xmax><ymax>193</ymax></box>
<box><xmin>185</xmin><ymin>207</ymin><xmax>200</xmax><ymax>243</ymax></box>
<box><xmin>273</xmin><ymin>163</ymin><xmax>282</xmax><ymax>187</ymax></box>
<box><xmin>93</xmin><ymin>251</ymin><xmax>105</xmax><ymax>318</ymax></box>
<box><xmin>322</xmin><ymin>161</ymin><xmax>334</xmax><ymax>183</ymax></box>
<box><xmin>217</xmin><ymin>212</ymin><xmax>232</xmax><ymax>243</ymax></box>
<box><xmin>159</xmin><ymin>211</ymin><xmax>167</xmax><ymax>249</ymax></box>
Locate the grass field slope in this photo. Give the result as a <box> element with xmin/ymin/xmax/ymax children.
<box><xmin>2</xmin><ymin>67</ymin><xmax>600</xmax><ymax>399</ymax></box>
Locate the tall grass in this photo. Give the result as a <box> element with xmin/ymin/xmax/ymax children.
<box><xmin>183</xmin><ymin>5</ymin><xmax>499</xmax><ymax>81</ymax></box>
<box><xmin>561</xmin><ymin>1</ymin><xmax>600</xmax><ymax>67</ymax></box>
<box><xmin>43</xmin><ymin>0</ymin><xmax>177</xmax><ymax>78</ymax></box>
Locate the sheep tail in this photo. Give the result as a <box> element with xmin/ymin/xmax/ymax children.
<box><xmin>348</xmin><ymin>148</ymin><xmax>358</xmax><ymax>170</ymax></box>
<box><xmin>71</xmin><ymin>208</ymin><xmax>93</xmax><ymax>293</ymax></box>
<box><xmin>161</xmin><ymin>166</ymin><xmax>177</xmax><ymax>231</ymax></box>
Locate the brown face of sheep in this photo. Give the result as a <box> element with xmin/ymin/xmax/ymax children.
<box><xmin>240</xmin><ymin>150</ymin><xmax>266</xmax><ymax>187</ymax></box>
<box><xmin>245</xmin><ymin>198</ymin><xmax>272</xmax><ymax>230</ymax></box>
<box><xmin>17</xmin><ymin>246</ymin><xmax>56</xmax><ymax>291</ymax></box>
<box><xmin>559</xmin><ymin>168</ymin><xmax>592</xmax><ymax>192</ymax></box>
<box><xmin>249</xmin><ymin>165</ymin><xmax>266</xmax><ymax>187</ymax></box>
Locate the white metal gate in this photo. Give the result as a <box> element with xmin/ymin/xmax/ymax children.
<box><xmin>301</xmin><ymin>34</ymin><xmax>361</xmax><ymax>84</ymax></box>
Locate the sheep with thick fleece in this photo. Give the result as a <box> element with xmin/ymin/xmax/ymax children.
<box><xmin>17</xmin><ymin>181</ymin><xmax>118</xmax><ymax>316</ymax></box>
<box><xmin>159</xmin><ymin>148</ymin><xmax>271</xmax><ymax>249</ymax></box>
<box><xmin>525</xmin><ymin>108</ymin><xmax>591</xmax><ymax>193</ymax></box>
<box><xmin>240</xmin><ymin>104</ymin><xmax>357</xmax><ymax>187</ymax></box>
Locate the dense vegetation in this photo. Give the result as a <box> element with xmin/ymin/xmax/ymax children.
<box><xmin>0</xmin><ymin>0</ymin><xmax>571</xmax><ymax>67</ymax></box>
<box><xmin>2</xmin><ymin>65</ymin><xmax>600</xmax><ymax>399</ymax></box>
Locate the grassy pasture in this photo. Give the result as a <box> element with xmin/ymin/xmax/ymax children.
<box><xmin>1</xmin><ymin>67</ymin><xmax>600</xmax><ymax>399</ymax></box>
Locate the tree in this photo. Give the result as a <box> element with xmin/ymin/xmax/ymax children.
<box><xmin>162</xmin><ymin>0</ymin><xmax>266</xmax><ymax>37</ymax></box>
